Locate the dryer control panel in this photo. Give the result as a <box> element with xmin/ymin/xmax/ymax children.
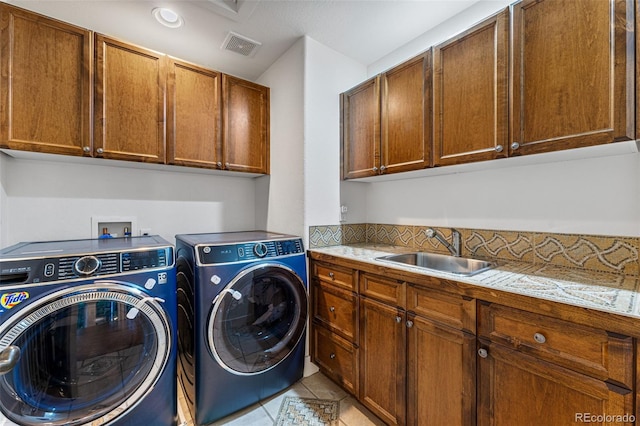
<box><xmin>197</xmin><ymin>239</ymin><xmax>304</xmax><ymax>265</ymax></box>
<box><xmin>0</xmin><ymin>247</ymin><xmax>173</xmax><ymax>285</ymax></box>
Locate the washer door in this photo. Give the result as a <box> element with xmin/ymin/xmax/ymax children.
<box><xmin>0</xmin><ymin>282</ymin><xmax>171</xmax><ymax>426</ymax></box>
<box><xmin>208</xmin><ymin>263</ymin><xmax>308</xmax><ymax>375</ymax></box>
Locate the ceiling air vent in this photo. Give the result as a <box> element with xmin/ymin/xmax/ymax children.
<box><xmin>221</xmin><ymin>31</ymin><xmax>261</xmax><ymax>57</ymax></box>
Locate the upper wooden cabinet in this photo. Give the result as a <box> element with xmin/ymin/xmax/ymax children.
<box><xmin>433</xmin><ymin>9</ymin><xmax>509</xmax><ymax>166</ymax></box>
<box><xmin>167</xmin><ymin>58</ymin><xmax>222</xmax><ymax>169</ymax></box>
<box><xmin>94</xmin><ymin>34</ymin><xmax>166</xmax><ymax>163</ymax></box>
<box><xmin>0</xmin><ymin>4</ymin><xmax>91</xmax><ymax>156</ymax></box>
<box><xmin>341</xmin><ymin>77</ymin><xmax>380</xmax><ymax>179</ymax></box>
<box><xmin>222</xmin><ymin>75</ymin><xmax>270</xmax><ymax>174</ymax></box>
<box><xmin>510</xmin><ymin>0</ymin><xmax>635</xmax><ymax>156</ymax></box>
<box><xmin>342</xmin><ymin>51</ymin><xmax>431</xmax><ymax>179</ymax></box>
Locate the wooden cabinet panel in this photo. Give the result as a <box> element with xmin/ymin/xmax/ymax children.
<box><xmin>312</xmin><ymin>280</ymin><xmax>358</xmax><ymax>342</ymax></box>
<box><xmin>433</xmin><ymin>9</ymin><xmax>508</xmax><ymax>166</ymax></box>
<box><xmin>360</xmin><ymin>273</ymin><xmax>405</xmax><ymax>306</ymax></box>
<box><xmin>312</xmin><ymin>323</ymin><xmax>359</xmax><ymax>396</ymax></box>
<box><xmin>511</xmin><ymin>0</ymin><xmax>635</xmax><ymax>156</ymax></box>
<box><xmin>313</xmin><ymin>262</ymin><xmax>356</xmax><ymax>291</ymax></box>
<box><xmin>381</xmin><ymin>51</ymin><xmax>431</xmax><ymax>173</ymax></box>
<box><xmin>478</xmin><ymin>303</ymin><xmax>634</xmax><ymax>387</ymax></box>
<box><xmin>359</xmin><ymin>297</ymin><xmax>406</xmax><ymax>425</ymax></box>
<box><xmin>478</xmin><ymin>343</ymin><xmax>634</xmax><ymax>426</ymax></box>
<box><xmin>94</xmin><ymin>35</ymin><xmax>166</xmax><ymax>163</ymax></box>
<box><xmin>407</xmin><ymin>315</ymin><xmax>476</xmax><ymax>426</ymax></box>
<box><xmin>341</xmin><ymin>77</ymin><xmax>380</xmax><ymax>179</ymax></box>
<box><xmin>167</xmin><ymin>59</ymin><xmax>221</xmax><ymax>169</ymax></box>
<box><xmin>0</xmin><ymin>4</ymin><xmax>91</xmax><ymax>156</ymax></box>
<box><xmin>407</xmin><ymin>284</ymin><xmax>476</xmax><ymax>334</ymax></box>
<box><xmin>222</xmin><ymin>75</ymin><xmax>269</xmax><ymax>174</ymax></box>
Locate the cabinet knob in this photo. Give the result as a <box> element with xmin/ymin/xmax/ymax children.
<box><xmin>225</xmin><ymin>162</ymin><xmax>230</xmax><ymax>169</ymax></box>
<box><xmin>533</xmin><ymin>332</ymin><xmax>546</xmax><ymax>344</ymax></box>
<box><xmin>96</xmin><ymin>148</ymin><xmax>104</xmax><ymax>155</ymax></box>
<box><xmin>380</xmin><ymin>165</ymin><xmax>387</xmax><ymax>172</ymax></box>
<box><xmin>395</xmin><ymin>316</ymin><xmax>402</xmax><ymax>323</ymax></box>
<box><xmin>372</xmin><ymin>167</ymin><xmax>378</xmax><ymax>172</ymax></box>
<box><xmin>511</xmin><ymin>142</ymin><xmax>520</xmax><ymax>151</ymax></box>
<box><xmin>478</xmin><ymin>348</ymin><xmax>488</xmax><ymax>359</ymax></box>
<box><xmin>406</xmin><ymin>320</ymin><xmax>414</xmax><ymax>328</ymax></box>
<box><xmin>329</xmin><ymin>306</ymin><xmax>335</xmax><ymax>313</ymax></box>
<box><xmin>216</xmin><ymin>162</ymin><xmax>222</xmax><ymax>168</ymax></box>
<box><xmin>83</xmin><ymin>146</ymin><xmax>91</xmax><ymax>153</ymax></box>
<box><xmin>328</xmin><ymin>272</ymin><xmax>335</xmax><ymax>280</ymax></box>
<box><xmin>330</xmin><ymin>353</ymin><xmax>336</xmax><ymax>360</ymax></box>
<box><xmin>495</xmin><ymin>145</ymin><xmax>503</xmax><ymax>153</ymax></box>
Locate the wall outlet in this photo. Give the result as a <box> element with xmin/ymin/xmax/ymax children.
<box><xmin>339</xmin><ymin>205</ymin><xmax>348</xmax><ymax>222</ymax></box>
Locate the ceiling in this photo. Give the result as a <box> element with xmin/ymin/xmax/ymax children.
<box><xmin>10</xmin><ymin>0</ymin><xmax>481</xmax><ymax>81</ymax></box>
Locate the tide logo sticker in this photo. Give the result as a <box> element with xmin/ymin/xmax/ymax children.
<box><xmin>1</xmin><ymin>292</ymin><xmax>29</xmax><ymax>309</ymax></box>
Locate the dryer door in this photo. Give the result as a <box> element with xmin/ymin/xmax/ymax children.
<box><xmin>0</xmin><ymin>282</ymin><xmax>171</xmax><ymax>426</ymax></box>
<box><xmin>208</xmin><ymin>263</ymin><xmax>308</xmax><ymax>375</ymax></box>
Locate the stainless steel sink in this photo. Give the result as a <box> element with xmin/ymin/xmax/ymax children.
<box><xmin>376</xmin><ymin>252</ymin><xmax>495</xmax><ymax>276</ymax></box>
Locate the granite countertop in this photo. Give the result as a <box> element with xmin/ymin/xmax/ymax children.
<box><xmin>309</xmin><ymin>244</ymin><xmax>640</xmax><ymax>321</ymax></box>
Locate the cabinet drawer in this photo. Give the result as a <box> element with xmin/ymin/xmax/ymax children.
<box><xmin>478</xmin><ymin>303</ymin><xmax>633</xmax><ymax>388</ymax></box>
<box><xmin>312</xmin><ymin>281</ymin><xmax>358</xmax><ymax>342</ymax></box>
<box><xmin>360</xmin><ymin>273</ymin><xmax>405</xmax><ymax>306</ymax></box>
<box><xmin>312</xmin><ymin>324</ymin><xmax>358</xmax><ymax>396</ymax></box>
<box><xmin>313</xmin><ymin>262</ymin><xmax>356</xmax><ymax>291</ymax></box>
<box><xmin>407</xmin><ymin>284</ymin><xmax>476</xmax><ymax>334</ymax></box>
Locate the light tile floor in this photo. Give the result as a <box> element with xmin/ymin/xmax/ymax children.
<box><xmin>178</xmin><ymin>372</ymin><xmax>384</xmax><ymax>426</ymax></box>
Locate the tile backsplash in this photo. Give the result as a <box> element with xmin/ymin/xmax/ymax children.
<box><xmin>308</xmin><ymin>223</ymin><xmax>640</xmax><ymax>276</ymax></box>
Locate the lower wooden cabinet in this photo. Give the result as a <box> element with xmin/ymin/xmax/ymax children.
<box><xmin>407</xmin><ymin>314</ymin><xmax>476</xmax><ymax>426</ymax></box>
<box><xmin>477</xmin><ymin>342</ymin><xmax>635</xmax><ymax>426</ymax></box>
<box><xmin>359</xmin><ymin>296</ymin><xmax>406</xmax><ymax>425</ymax></box>
<box><xmin>309</xmin><ymin>258</ymin><xmax>638</xmax><ymax>426</ymax></box>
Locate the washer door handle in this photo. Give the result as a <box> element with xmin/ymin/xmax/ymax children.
<box><xmin>0</xmin><ymin>346</ymin><xmax>20</xmax><ymax>375</ymax></box>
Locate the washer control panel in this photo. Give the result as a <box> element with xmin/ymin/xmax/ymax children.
<box><xmin>0</xmin><ymin>247</ymin><xmax>173</xmax><ymax>285</ymax></box>
<box><xmin>198</xmin><ymin>239</ymin><xmax>304</xmax><ymax>265</ymax></box>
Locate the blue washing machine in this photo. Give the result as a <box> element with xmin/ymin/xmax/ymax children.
<box><xmin>0</xmin><ymin>236</ymin><xmax>177</xmax><ymax>426</ymax></box>
<box><xmin>176</xmin><ymin>231</ymin><xmax>308</xmax><ymax>425</ymax></box>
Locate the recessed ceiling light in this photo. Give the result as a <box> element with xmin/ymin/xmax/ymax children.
<box><xmin>152</xmin><ymin>7</ymin><xmax>183</xmax><ymax>28</ymax></box>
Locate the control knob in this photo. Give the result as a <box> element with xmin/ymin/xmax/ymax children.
<box><xmin>253</xmin><ymin>242</ymin><xmax>268</xmax><ymax>258</ymax></box>
<box><xmin>74</xmin><ymin>256</ymin><xmax>101</xmax><ymax>276</ymax></box>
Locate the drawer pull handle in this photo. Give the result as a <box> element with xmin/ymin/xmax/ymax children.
<box><xmin>478</xmin><ymin>348</ymin><xmax>488</xmax><ymax>359</ymax></box>
<box><xmin>533</xmin><ymin>333</ymin><xmax>546</xmax><ymax>344</ymax></box>
<box><xmin>329</xmin><ymin>306</ymin><xmax>335</xmax><ymax>312</ymax></box>
<box><xmin>328</xmin><ymin>272</ymin><xmax>335</xmax><ymax>279</ymax></box>
<box><xmin>330</xmin><ymin>353</ymin><xmax>336</xmax><ymax>359</ymax></box>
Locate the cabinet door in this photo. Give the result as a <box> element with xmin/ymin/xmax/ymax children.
<box><xmin>381</xmin><ymin>51</ymin><xmax>431</xmax><ymax>173</ymax></box>
<box><xmin>222</xmin><ymin>75</ymin><xmax>269</xmax><ymax>174</ymax></box>
<box><xmin>94</xmin><ymin>34</ymin><xmax>166</xmax><ymax>163</ymax></box>
<box><xmin>341</xmin><ymin>77</ymin><xmax>380</xmax><ymax>179</ymax></box>
<box><xmin>167</xmin><ymin>59</ymin><xmax>221</xmax><ymax>169</ymax></box>
<box><xmin>407</xmin><ymin>315</ymin><xmax>475</xmax><ymax>426</ymax></box>
<box><xmin>0</xmin><ymin>4</ymin><xmax>91</xmax><ymax>156</ymax></box>
<box><xmin>433</xmin><ymin>9</ymin><xmax>508</xmax><ymax>166</ymax></box>
<box><xmin>478</xmin><ymin>342</ymin><xmax>634</xmax><ymax>426</ymax></box>
<box><xmin>359</xmin><ymin>297</ymin><xmax>405</xmax><ymax>425</ymax></box>
<box><xmin>511</xmin><ymin>0</ymin><xmax>635</xmax><ymax>156</ymax></box>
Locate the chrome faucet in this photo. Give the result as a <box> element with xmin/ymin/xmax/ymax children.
<box><xmin>425</xmin><ymin>228</ymin><xmax>462</xmax><ymax>257</ymax></box>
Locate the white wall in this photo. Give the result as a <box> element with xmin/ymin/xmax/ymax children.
<box><xmin>303</xmin><ymin>37</ymin><xmax>366</xmax><ymax>228</ymax></box>
<box><xmin>255</xmin><ymin>38</ymin><xmax>305</xmax><ymax>239</ymax></box>
<box><xmin>340</xmin><ymin>0</ymin><xmax>640</xmax><ymax>238</ymax></box>
<box><xmin>0</xmin><ymin>154</ymin><xmax>257</xmax><ymax>246</ymax></box>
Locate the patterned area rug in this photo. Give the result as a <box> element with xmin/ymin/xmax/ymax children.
<box><xmin>274</xmin><ymin>396</ymin><xmax>340</xmax><ymax>426</ymax></box>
